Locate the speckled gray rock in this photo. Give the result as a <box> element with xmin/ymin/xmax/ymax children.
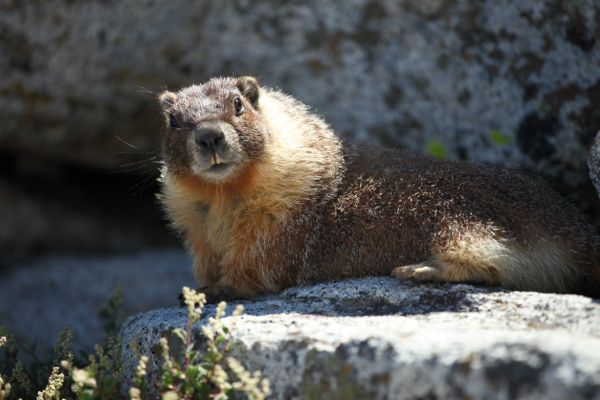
<box><xmin>588</xmin><ymin>131</ymin><xmax>600</xmax><ymax>198</ymax></box>
<box><xmin>119</xmin><ymin>278</ymin><xmax>600</xmax><ymax>399</ymax></box>
<box><xmin>1</xmin><ymin>1</ymin><xmax>599</xmax><ymax>222</ymax></box>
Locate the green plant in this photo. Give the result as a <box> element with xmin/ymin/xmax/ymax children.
<box><xmin>0</xmin><ymin>285</ymin><xmax>124</xmax><ymax>400</ymax></box>
<box><xmin>130</xmin><ymin>286</ymin><xmax>271</xmax><ymax>400</ymax></box>
<box><xmin>60</xmin><ymin>335</ymin><xmax>122</xmax><ymax>400</ymax></box>
<box><xmin>426</xmin><ymin>139</ymin><xmax>448</xmax><ymax>160</ymax></box>
<box><xmin>490</xmin><ymin>130</ymin><xmax>511</xmax><ymax>146</ymax></box>
<box><xmin>0</xmin><ymin>286</ymin><xmax>270</xmax><ymax>400</ymax></box>
<box><xmin>74</xmin><ymin>285</ymin><xmax>124</xmax><ymax>399</ymax></box>
<box><xmin>36</xmin><ymin>367</ymin><xmax>64</xmax><ymax>400</ymax></box>
<box><xmin>99</xmin><ymin>285</ymin><xmax>125</xmax><ymax>337</ymax></box>
<box><xmin>0</xmin><ymin>336</ymin><xmax>11</xmax><ymax>400</ymax></box>
<box><xmin>0</xmin><ymin>324</ymin><xmax>75</xmax><ymax>399</ymax></box>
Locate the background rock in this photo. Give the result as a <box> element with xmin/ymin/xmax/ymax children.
<box><xmin>0</xmin><ymin>250</ymin><xmax>193</xmax><ymax>352</ymax></box>
<box><xmin>0</xmin><ymin>0</ymin><xmax>599</xmax><ymax>263</ymax></box>
<box><xmin>3</xmin><ymin>3</ymin><xmax>599</xmax><ymax>394</ymax></box>
<box><xmin>588</xmin><ymin>131</ymin><xmax>600</xmax><ymax>197</ymax></box>
<box><xmin>0</xmin><ymin>169</ymin><xmax>173</xmax><ymax>266</ymax></box>
<box><xmin>119</xmin><ymin>278</ymin><xmax>600</xmax><ymax>399</ymax></box>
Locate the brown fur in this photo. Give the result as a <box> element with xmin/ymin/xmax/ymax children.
<box><xmin>158</xmin><ymin>76</ymin><xmax>600</xmax><ymax>301</ymax></box>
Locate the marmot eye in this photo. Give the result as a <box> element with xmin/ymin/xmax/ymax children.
<box><xmin>168</xmin><ymin>113</ymin><xmax>178</xmax><ymax>129</ymax></box>
<box><xmin>234</xmin><ymin>96</ymin><xmax>244</xmax><ymax>116</ymax></box>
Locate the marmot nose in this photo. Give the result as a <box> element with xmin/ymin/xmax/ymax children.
<box><xmin>194</xmin><ymin>128</ymin><xmax>225</xmax><ymax>153</ymax></box>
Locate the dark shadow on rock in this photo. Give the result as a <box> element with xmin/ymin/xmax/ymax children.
<box><xmin>196</xmin><ymin>278</ymin><xmax>509</xmax><ymax>318</ymax></box>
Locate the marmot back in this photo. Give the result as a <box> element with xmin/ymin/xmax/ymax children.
<box><xmin>158</xmin><ymin>76</ymin><xmax>600</xmax><ymax>301</ymax></box>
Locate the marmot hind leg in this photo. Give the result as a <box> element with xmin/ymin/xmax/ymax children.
<box><xmin>392</xmin><ymin>257</ymin><xmax>501</xmax><ymax>287</ymax></box>
<box><xmin>393</xmin><ymin>233</ymin><xmax>509</xmax><ymax>287</ymax></box>
<box><xmin>391</xmin><ymin>233</ymin><xmax>581</xmax><ymax>293</ymax></box>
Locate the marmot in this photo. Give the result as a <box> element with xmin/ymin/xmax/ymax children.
<box><xmin>158</xmin><ymin>76</ymin><xmax>599</xmax><ymax>301</ymax></box>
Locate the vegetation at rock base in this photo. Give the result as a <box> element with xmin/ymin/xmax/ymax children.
<box><xmin>0</xmin><ymin>287</ymin><xmax>270</xmax><ymax>400</ymax></box>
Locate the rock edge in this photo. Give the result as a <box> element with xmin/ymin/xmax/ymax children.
<box><xmin>119</xmin><ymin>278</ymin><xmax>600</xmax><ymax>399</ymax></box>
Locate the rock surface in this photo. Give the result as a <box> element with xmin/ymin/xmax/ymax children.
<box><xmin>120</xmin><ymin>278</ymin><xmax>600</xmax><ymax>399</ymax></box>
<box><xmin>589</xmin><ymin>131</ymin><xmax>600</xmax><ymax>198</ymax></box>
<box><xmin>0</xmin><ymin>250</ymin><xmax>194</xmax><ymax>352</ymax></box>
<box><xmin>1</xmin><ymin>0</ymin><xmax>599</xmax><ymax>223</ymax></box>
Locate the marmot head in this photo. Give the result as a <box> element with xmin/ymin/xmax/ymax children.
<box><xmin>159</xmin><ymin>76</ymin><xmax>267</xmax><ymax>183</ymax></box>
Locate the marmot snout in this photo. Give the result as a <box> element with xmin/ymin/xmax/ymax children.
<box><xmin>158</xmin><ymin>76</ymin><xmax>600</xmax><ymax>301</ymax></box>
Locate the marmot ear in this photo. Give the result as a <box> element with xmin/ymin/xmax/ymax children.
<box><xmin>159</xmin><ymin>91</ymin><xmax>177</xmax><ymax>110</ymax></box>
<box><xmin>236</xmin><ymin>76</ymin><xmax>259</xmax><ymax>108</ymax></box>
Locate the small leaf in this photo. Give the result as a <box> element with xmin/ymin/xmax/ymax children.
<box><xmin>171</xmin><ymin>328</ymin><xmax>187</xmax><ymax>343</ymax></box>
<box><xmin>78</xmin><ymin>390</ymin><xmax>96</xmax><ymax>400</ymax></box>
<box><xmin>490</xmin><ymin>130</ymin><xmax>511</xmax><ymax>146</ymax></box>
<box><xmin>426</xmin><ymin>139</ymin><xmax>448</xmax><ymax>160</ymax></box>
<box><xmin>215</xmin><ymin>336</ymin><xmax>226</xmax><ymax>347</ymax></box>
<box><xmin>185</xmin><ymin>365</ymin><xmax>200</xmax><ymax>382</ymax></box>
<box><xmin>161</xmin><ymin>372</ymin><xmax>173</xmax><ymax>389</ymax></box>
